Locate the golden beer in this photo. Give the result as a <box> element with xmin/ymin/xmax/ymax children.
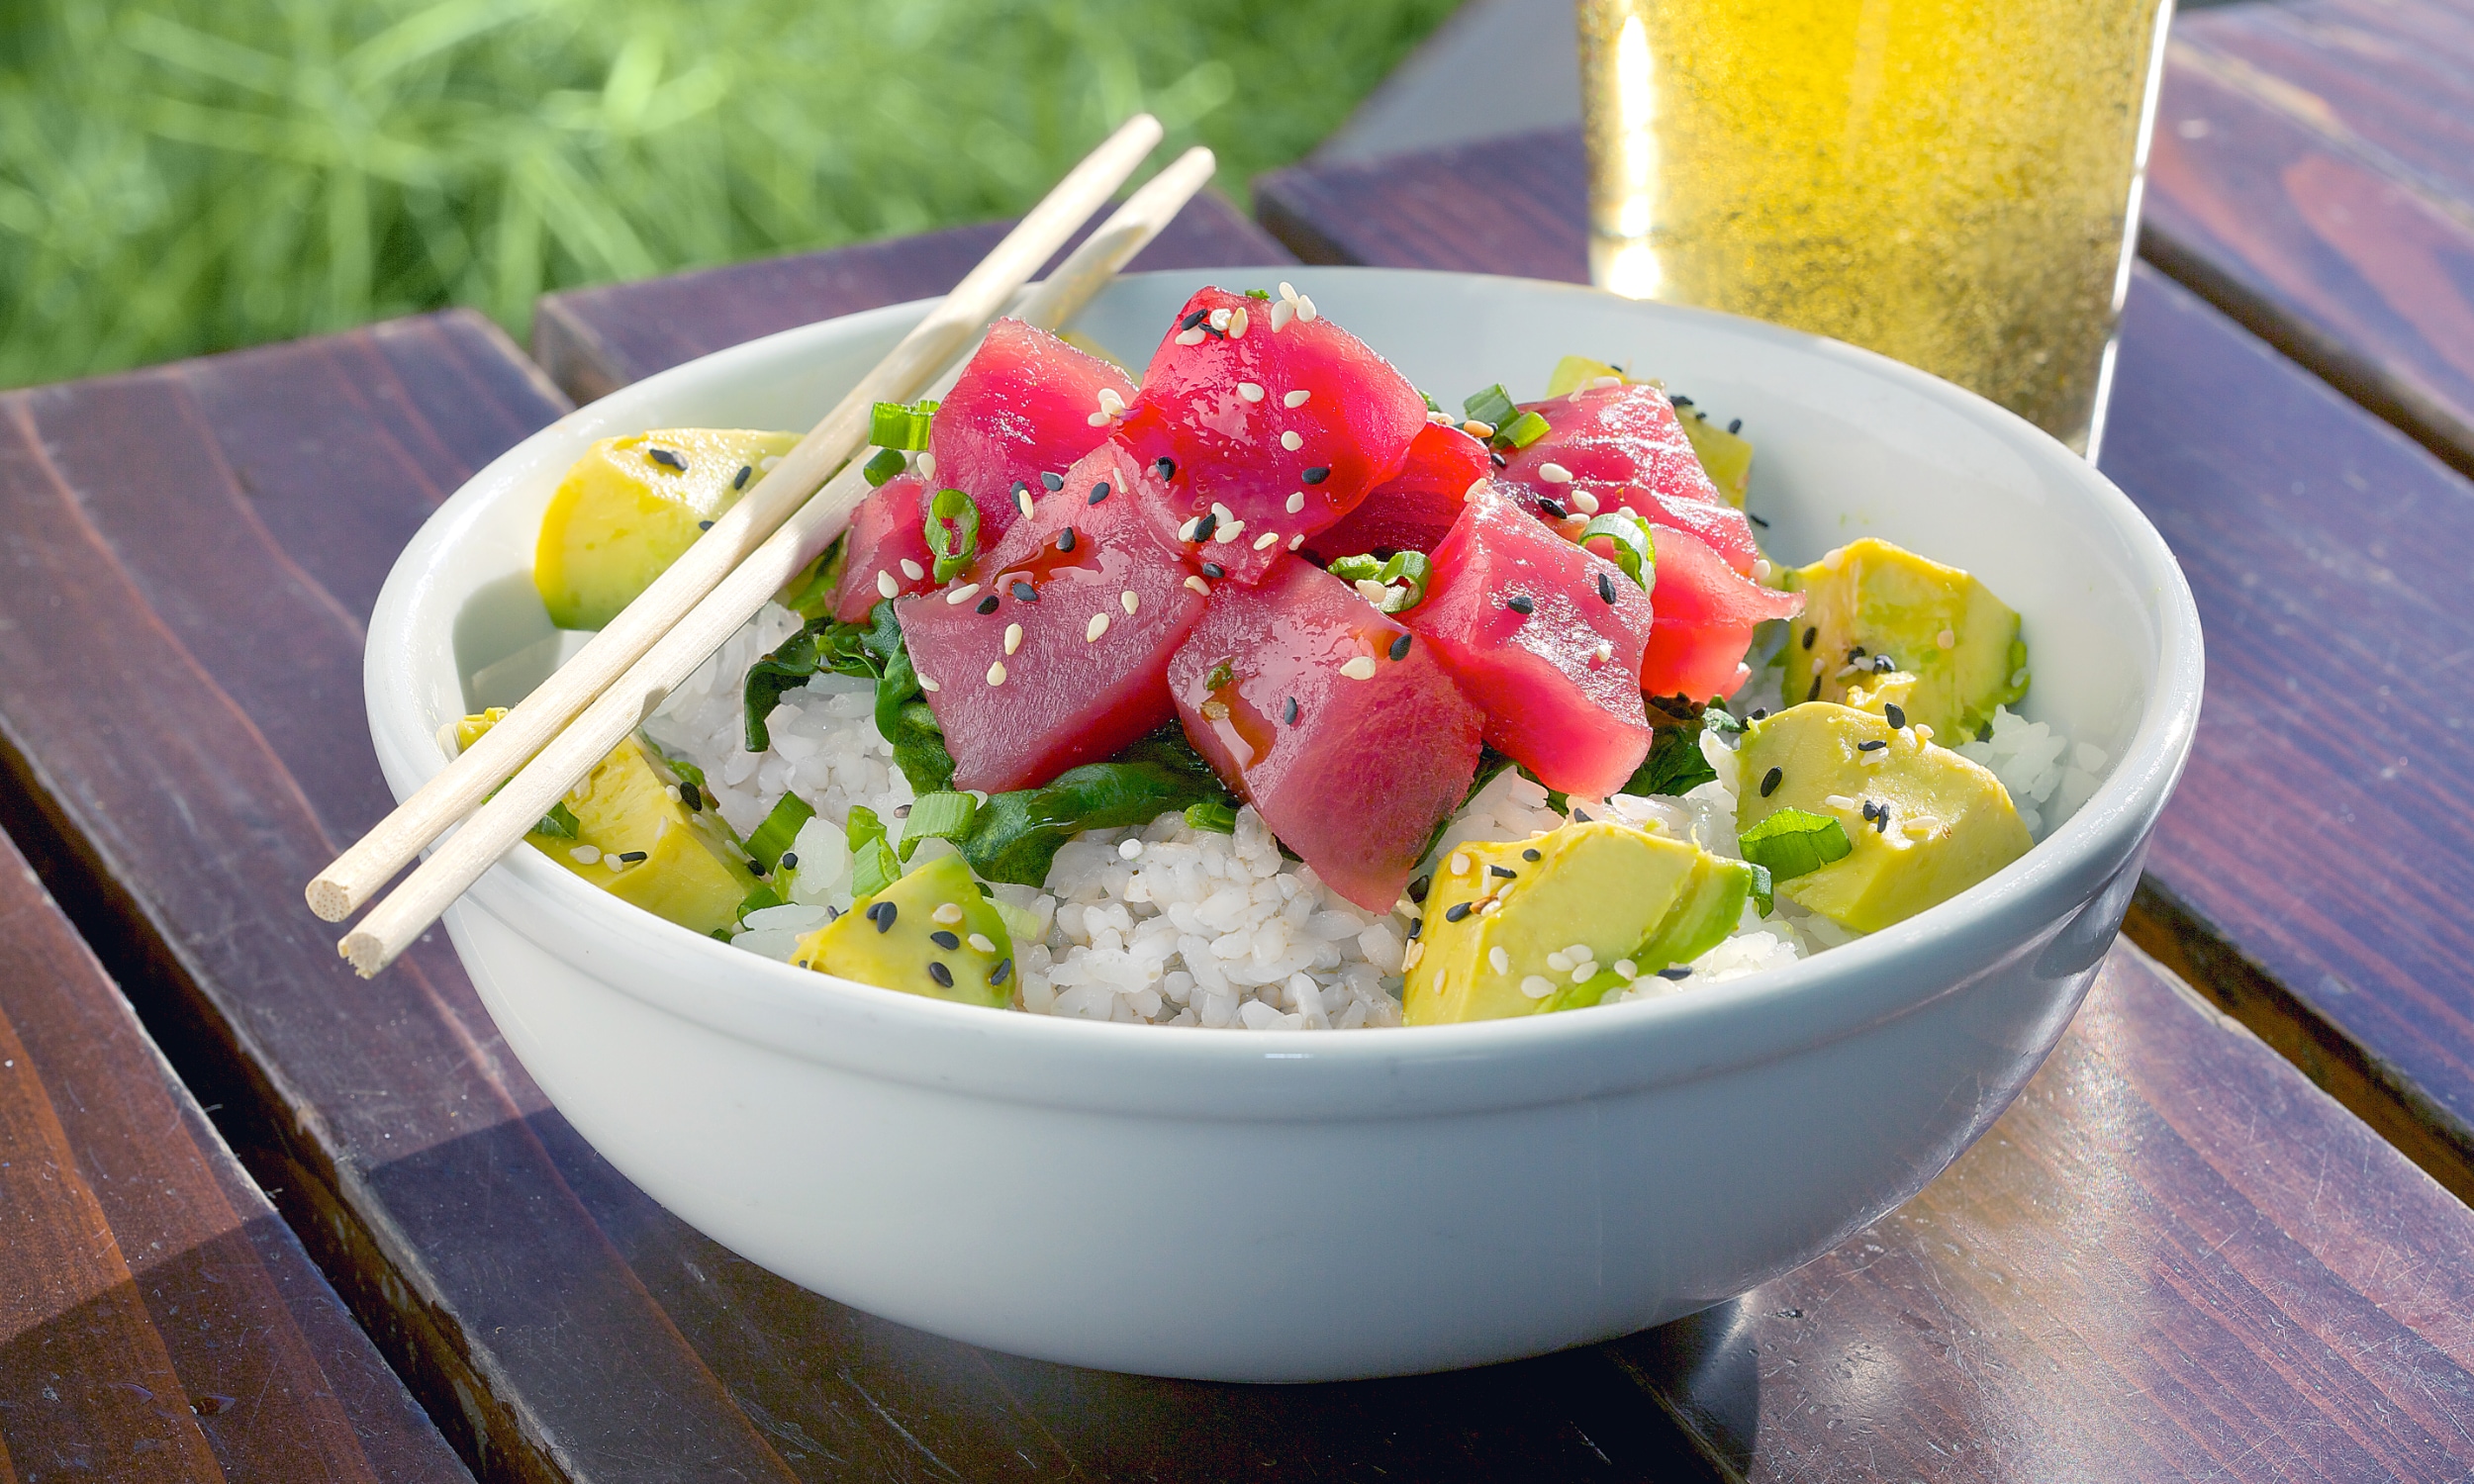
<box><xmin>1578</xmin><ymin>0</ymin><xmax>2174</xmax><ymax>452</ymax></box>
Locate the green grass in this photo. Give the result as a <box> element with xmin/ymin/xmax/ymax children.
<box><xmin>0</xmin><ymin>0</ymin><xmax>1459</xmax><ymax>390</ymax></box>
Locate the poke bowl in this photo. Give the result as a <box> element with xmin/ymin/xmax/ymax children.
<box><xmin>365</xmin><ymin>266</ymin><xmax>2201</xmax><ymax>1382</ymax></box>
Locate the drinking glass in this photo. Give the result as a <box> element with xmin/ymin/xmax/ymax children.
<box><xmin>1577</xmin><ymin>0</ymin><xmax>2176</xmax><ymax>455</ymax></box>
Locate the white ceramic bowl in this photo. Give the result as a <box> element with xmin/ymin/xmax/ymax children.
<box><xmin>367</xmin><ymin>268</ymin><xmax>2201</xmax><ymax>1382</ymax></box>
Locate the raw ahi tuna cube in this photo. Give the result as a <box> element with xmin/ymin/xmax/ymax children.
<box><xmin>928</xmin><ymin>318</ymin><xmax>1136</xmax><ymax>543</ymax></box>
<box><xmin>1496</xmin><ymin>384</ymin><xmax>1763</xmax><ymax>576</ymax></box>
<box><xmin>900</xmin><ymin>442</ymin><xmax>1206</xmax><ymax>792</ymax></box>
<box><xmin>1116</xmin><ymin>285</ymin><xmax>1428</xmax><ymax>585</ymax></box>
<box><xmin>1404</xmin><ymin>485</ymin><xmax>1656</xmax><ymax>800</ymax></box>
<box><xmin>1169</xmin><ymin>558</ymin><xmax>1482</xmax><ymax>912</ymax></box>
<box><xmin>1305</xmin><ymin>420</ymin><xmax>1491</xmax><ymax>562</ymax></box>
<box><xmin>1638</xmin><ymin>525</ymin><xmax>1804</xmax><ymax>703</ymax></box>
<box><xmin>830</xmin><ymin>471</ymin><xmax>936</xmax><ymax>622</ymax></box>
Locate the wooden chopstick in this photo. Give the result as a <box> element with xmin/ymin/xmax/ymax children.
<box><xmin>336</xmin><ymin>145</ymin><xmax>1217</xmax><ymax>976</ymax></box>
<box><xmin>306</xmin><ymin>114</ymin><xmax>1165</xmax><ymax>926</ymax></box>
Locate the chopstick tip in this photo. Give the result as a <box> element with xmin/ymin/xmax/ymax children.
<box><xmin>306</xmin><ymin>876</ymin><xmax>354</xmax><ymax>922</ymax></box>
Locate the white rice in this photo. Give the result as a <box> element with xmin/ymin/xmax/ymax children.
<box><xmin>644</xmin><ymin>603</ymin><xmax>2102</xmax><ymax>1030</ymax></box>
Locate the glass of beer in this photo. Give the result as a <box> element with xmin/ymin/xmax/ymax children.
<box><xmin>1577</xmin><ymin>0</ymin><xmax>2176</xmax><ymax>455</ymax></box>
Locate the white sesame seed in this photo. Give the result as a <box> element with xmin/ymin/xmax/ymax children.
<box><xmin>1613</xmin><ymin>959</ymin><xmax>1638</xmax><ymax>980</ymax></box>
<box><xmin>1339</xmin><ymin>656</ymin><xmax>1377</xmax><ymax>680</ymax></box>
<box><xmin>570</xmin><ymin>845</ymin><xmax>602</xmax><ymax>865</ymax></box>
<box><xmin>1120</xmin><ymin>591</ymin><xmax>1139</xmax><ymax>615</ymax></box>
<box><xmin>1937</xmin><ymin>628</ymin><xmax>1956</xmax><ymax>650</ymax></box>
<box><xmin>1488</xmin><ymin>946</ymin><xmax>1510</xmax><ymax>975</ymax></box>
<box><xmin>945</xmin><ymin>583</ymin><xmax>981</xmax><ymax>605</ymax></box>
<box><xmin>967</xmin><ymin>932</ymin><xmax>996</xmax><ymax>953</ymax></box>
<box><xmin>1179</xmin><ymin>516</ymin><xmax>1201</xmax><ymax>541</ymax></box>
<box><xmin>1450</xmin><ymin>852</ymin><xmax>1472</xmax><ymax>876</ymax></box>
<box><xmin>2011</xmin><ymin>667</ymin><xmax>2031</xmax><ymax>687</ymax></box>
<box><xmin>1546</xmin><ymin>951</ymin><xmax>1573</xmax><ymax>973</ymax></box>
<box><xmin>1016</xmin><ymin>488</ymin><xmax>1035</xmax><ymax>518</ymax></box>
<box><xmin>1914</xmin><ymin>723</ymin><xmax>1936</xmax><ymax>743</ymax></box>
<box><xmin>1754</xmin><ymin>558</ymin><xmax>1771</xmax><ymax>582</ymax></box>
<box><xmin>1253</xmin><ymin>530</ymin><xmax>1281</xmax><ymax>550</ymax></box>
<box><xmin>916</xmin><ymin>451</ymin><xmax>936</xmax><ymax>478</ymax></box>
<box><xmin>1097</xmin><ymin>387</ymin><xmax>1125</xmax><ymax>415</ymax></box>
<box><xmin>760</xmin><ymin>455</ymin><xmax>782</xmax><ymax>471</ymax></box>
<box><xmin>1237</xmin><ymin>382</ymin><xmax>1265</xmax><ymax>403</ymax></box>
<box><xmin>918</xmin><ymin>675</ymin><xmax>940</xmax><ymax>693</ymax></box>
<box><xmin>1402</xmin><ymin>940</ymin><xmax>1424</xmax><ymax>970</ymax></box>
<box><xmin>1905</xmin><ymin>816</ymin><xmax>1943</xmax><ymax>837</ymax></box>
<box><xmin>1288</xmin><ymin>533</ymin><xmax>1302</xmax><ymax>549</ymax></box>
<box><xmin>1269</xmin><ymin>299</ymin><xmax>1294</xmax><ymax>332</ymax></box>
<box><xmin>1211</xmin><ymin>502</ymin><xmax>1236</xmax><ymax>522</ymax></box>
<box><xmin>1586</xmin><ymin>375</ymin><xmax>1623</xmax><ymax>391</ymax></box>
<box><xmin>1003</xmin><ymin>622</ymin><xmax>1023</xmax><ymax>655</ymax></box>
<box><xmin>1570</xmin><ymin>490</ymin><xmax>1600</xmax><ymax>513</ymax></box>
<box><xmin>1184</xmin><ymin>575</ymin><xmax>1210</xmax><ymax>596</ymax></box>
<box><xmin>932</xmin><ymin>902</ymin><xmax>965</xmax><ymax>924</ymax></box>
<box><xmin>1463</xmin><ymin>420</ymin><xmax>1494</xmax><ymax>439</ymax></box>
<box><xmin>877</xmin><ymin>569</ymin><xmax>900</xmax><ymax>599</ymax></box>
<box><xmin>1294</xmin><ymin>294</ymin><xmax>1317</xmax><ymax>323</ymax></box>
<box><xmin>1086</xmin><ymin>612</ymin><xmax>1109</xmax><ymax>642</ymax></box>
<box><xmin>1279</xmin><ymin>281</ymin><xmax>1298</xmax><ymax>303</ymax></box>
<box><xmin>1478</xmin><ymin>897</ymin><xmax>1501</xmax><ymax>915</ymax></box>
<box><xmin>1285</xmin><ymin>491</ymin><xmax>1305</xmax><ymax>513</ymax></box>
<box><xmin>1205</xmin><ymin>309</ymin><xmax>1230</xmax><ymax>332</ymax></box>
<box><xmin>986</xmin><ymin>661</ymin><xmax>1007</xmax><ymax>687</ymax></box>
<box><xmin>899</xmin><ymin>558</ymin><xmax>924</xmax><ymax>581</ymax></box>
<box><xmin>1823</xmin><ymin>794</ymin><xmax>1859</xmax><ymax>812</ymax></box>
<box><xmin>1087</xmin><ymin>411</ymin><xmax>1110</xmax><ymax>426</ymax></box>
<box><xmin>1520</xmin><ymin>975</ymin><xmax>1555</xmax><ymax>999</ymax></box>
<box><xmin>1176</xmin><ymin>326</ymin><xmax>1208</xmax><ymax>345</ymax></box>
<box><xmin>1216</xmin><ymin>519</ymin><xmax>1246</xmax><ymax>542</ymax></box>
<box><xmin>1280</xmin><ymin>430</ymin><xmax>1303</xmax><ymax>451</ymax></box>
<box><xmin>1565</xmin><ymin>942</ymin><xmax>1591</xmax><ymax>961</ymax></box>
<box><xmin>1284</xmin><ymin>389</ymin><xmax>1310</xmax><ymax>408</ymax></box>
<box><xmin>1592</xmin><ymin>639</ymin><xmax>1613</xmax><ymax>665</ymax></box>
<box><xmin>1428</xmin><ymin>409</ymin><xmax>1456</xmax><ymax>425</ymax></box>
<box><xmin>1354</xmin><ymin>579</ymin><xmax>1389</xmax><ymax>604</ymax></box>
<box><xmin>1538</xmin><ymin>462</ymin><xmax>1573</xmax><ymax>484</ymax></box>
<box><xmin>1836</xmin><ymin>663</ymin><xmax>1863</xmax><ymax>679</ymax></box>
<box><xmin>1227</xmin><ymin>306</ymin><xmax>1249</xmax><ymax>338</ymax></box>
<box><xmin>1119</xmin><ymin>837</ymin><xmax>1144</xmax><ymax>860</ymax></box>
<box><xmin>1570</xmin><ymin>964</ymin><xmax>1595</xmax><ymax>984</ymax></box>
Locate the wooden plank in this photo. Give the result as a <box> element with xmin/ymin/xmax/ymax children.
<box><xmin>2143</xmin><ymin>0</ymin><xmax>2474</xmax><ymax>478</ymax></box>
<box><xmin>0</xmin><ymin>821</ymin><xmax>470</xmax><ymax>1480</ymax></box>
<box><xmin>1253</xmin><ymin>135</ymin><xmax>2474</xmax><ymax>1206</ymax></box>
<box><xmin>531</xmin><ymin>190</ymin><xmax>1295</xmax><ymax>404</ymax></box>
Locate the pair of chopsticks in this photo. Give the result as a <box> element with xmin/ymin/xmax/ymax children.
<box><xmin>312</xmin><ymin>115</ymin><xmax>1214</xmax><ymax>975</ymax></box>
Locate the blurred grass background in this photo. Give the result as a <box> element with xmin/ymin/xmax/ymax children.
<box><xmin>0</xmin><ymin>0</ymin><xmax>1458</xmax><ymax>390</ymax></box>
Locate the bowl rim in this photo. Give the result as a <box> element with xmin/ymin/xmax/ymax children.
<box><xmin>369</xmin><ymin>265</ymin><xmax>2203</xmax><ymax>1114</ymax></box>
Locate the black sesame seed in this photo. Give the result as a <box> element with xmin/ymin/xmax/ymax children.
<box><xmin>1747</xmin><ymin>511</ymin><xmax>1770</xmax><ymax>528</ymax></box>
<box><xmin>1408</xmin><ymin>875</ymin><xmax>1431</xmax><ymax>903</ymax></box>
<box><xmin>976</xmin><ymin>595</ymin><xmax>999</xmax><ymax>614</ymax></box>
<box><xmin>894</xmin><ymin>804</ymin><xmax>911</xmax><ymax>818</ymax></box>
<box><xmin>1874</xmin><ymin>811</ymin><xmax>1890</xmax><ymax>834</ymax></box>
<box><xmin>1201</xmin><ymin>562</ymin><xmax>1225</xmax><ymax>579</ymax></box>
<box><xmin>1802</xmin><ymin>626</ymin><xmax>1818</xmax><ymax>650</ymax></box>
<box><xmin>1884</xmin><ymin>702</ymin><xmax>1907</xmax><ymax>729</ymax></box>
<box><xmin>647</xmin><ymin>448</ymin><xmax>685</xmax><ymax>470</ymax></box>
<box><xmin>1012</xmin><ymin>479</ymin><xmax>1029</xmax><ymax>499</ymax></box>
<box><xmin>1570</xmin><ymin>807</ymin><xmax>1591</xmax><ymax>823</ymax></box>
<box><xmin>1388</xmin><ymin>633</ymin><xmax>1412</xmax><ymax>661</ymax></box>
<box><xmin>824</xmin><ymin>905</ymin><xmax>841</xmax><ymax>921</ymax></box>
<box><xmin>1300</xmin><ymin>466</ymin><xmax>1330</xmax><ymax>485</ymax></box>
<box><xmin>1089</xmin><ymin>481</ymin><xmax>1110</xmax><ymax>505</ymax></box>
<box><xmin>929</xmin><ymin>930</ymin><xmax>961</xmax><ymax>950</ymax></box>
<box><xmin>1657</xmin><ymin>967</ymin><xmax>1692</xmax><ymax>980</ymax></box>
<box><xmin>1728</xmin><ymin>417</ymin><xmax>1743</xmax><ymax>434</ymax></box>
<box><xmin>733</xmin><ymin>464</ymin><xmax>753</xmax><ymax>490</ymax></box>
<box><xmin>1506</xmin><ymin>594</ymin><xmax>1536</xmax><ymax>615</ymax></box>
<box><xmin>1444</xmin><ymin>901</ymin><xmax>1474</xmax><ymax>923</ymax></box>
<box><xmin>679</xmin><ymin>782</ymin><xmax>704</xmax><ymax>812</ymax></box>
<box><xmin>1849</xmin><ymin>646</ymin><xmax>1867</xmax><ymax>661</ymax></box>
<box><xmin>1671</xmin><ymin>394</ymin><xmax>1694</xmax><ymax>407</ymax></box>
<box><xmin>1539</xmin><ymin>498</ymin><xmax>1567</xmax><ymax>519</ymax></box>
<box><xmin>1283</xmin><ymin>696</ymin><xmax>1299</xmax><ymax>725</ymax></box>
<box><xmin>873</xmin><ymin>902</ymin><xmax>898</xmax><ymax>932</ymax></box>
<box><xmin>927</xmin><ymin>962</ymin><xmax>954</xmax><ymax>988</ymax></box>
<box><xmin>616</xmin><ymin>850</ymin><xmax>647</xmax><ymax>863</ymax></box>
<box><xmin>1749</xmin><ymin>708</ymin><xmax>1768</xmax><ymax>721</ymax></box>
<box><xmin>1405</xmin><ymin>918</ymin><xmax>1423</xmax><ymax>940</ymax></box>
<box><xmin>1489</xmin><ymin>864</ymin><xmax>1518</xmax><ymax>879</ymax></box>
<box><xmin>1489</xmin><ymin>452</ymin><xmax>1507</xmax><ymax>469</ymax></box>
<box><xmin>1874</xmin><ymin>655</ymin><xmax>1895</xmax><ymax>674</ymax></box>
<box><xmin>1040</xmin><ymin>471</ymin><xmax>1064</xmax><ymax>492</ymax></box>
<box><xmin>1011</xmin><ymin>582</ymin><xmax>1038</xmax><ymax>603</ymax></box>
<box><xmin>1057</xmin><ymin>529</ymin><xmax>1076</xmax><ymax>552</ymax></box>
<box><xmin>1191</xmin><ymin>513</ymin><xmax>1218</xmax><ymax>541</ymax></box>
<box><xmin>1808</xmin><ymin>674</ymin><xmax>1824</xmax><ymax>702</ymax></box>
<box><xmin>990</xmin><ymin>957</ymin><xmax>1014</xmax><ymax>985</ymax></box>
<box><xmin>1857</xmin><ymin>738</ymin><xmax>1887</xmax><ymax>752</ymax></box>
<box><xmin>1179</xmin><ymin>308</ymin><xmax>1209</xmax><ymax>330</ymax></box>
<box><xmin>1760</xmin><ymin>767</ymin><xmax>1782</xmax><ymax>797</ymax></box>
<box><xmin>1155</xmin><ymin>457</ymin><xmax>1177</xmax><ymax>480</ymax></box>
<box><xmin>697</xmin><ymin>519</ymin><xmax>714</xmax><ymax>531</ymax></box>
<box><xmin>1597</xmin><ymin>571</ymin><xmax>1617</xmax><ymax>604</ymax></box>
<box><xmin>780</xmin><ymin>851</ymin><xmax>799</xmax><ymax>871</ymax></box>
<box><xmin>1521</xmin><ymin>848</ymin><xmax>1543</xmax><ymax>862</ymax></box>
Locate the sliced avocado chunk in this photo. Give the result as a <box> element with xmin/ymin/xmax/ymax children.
<box><xmin>534</xmin><ymin>427</ymin><xmax>801</xmax><ymax>629</ymax></box>
<box><xmin>1402</xmin><ymin>819</ymin><xmax>1754</xmax><ymax>1025</ymax></box>
<box><xmin>460</xmin><ymin>710</ymin><xmax>760</xmax><ymax>936</ymax></box>
<box><xmin>1779</xmin><ymin>538</ymin><xmax>2026</xmax><ymax>739</ymax></box>
<box><xmin>790</xmin><ymin>853</ymin><xmax>1014</xmax><ymax>1008</ymax></box>
<box><xmin>1737</xmin><ymin>702</ymin><xmax>2030</xmax><ymax>934</ymax></box>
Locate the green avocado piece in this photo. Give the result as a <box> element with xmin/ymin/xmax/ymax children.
<box><xmin>791</xmin><ymin>853</ymin><xmax>1014</xmax><ymax>1008</ymax></box>
<box><xmin>1737</xmin><ymin>702</ymin><xmax>2030</xmax><ymax>934</ymax></box>
<box><xmin>458</xmin><ymin>711</ymin><xmax>759</xmax><ymax>936</ymax></box>
<box><xmin>533</xmin><ymin>427</ymin><xmax>801</xmax><ymax>630</ymax></box>
<box><xmin>1402</xmin><ymin>819</ymin><xmax>1754</xmax><ymax>1025</ymax></box>
<box><xmin>1779</xmin><ymin>537</ymin><xmax>2027</xmax><ymax>740</ymax></box>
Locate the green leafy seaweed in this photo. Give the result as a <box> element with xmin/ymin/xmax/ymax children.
<box><xmin>960</xmin><ymin>728</ymin><xmax>1235</xmax><ymax>885</ymax></box>
<box><xmin>742</xmin><ymin>611</ymin><xmax>883</xmax><ymax>751</ymax></box>
<box><xmin>855</xmin><ymin>602</ymin><xmax>959</xmax><ymax>794</ymax></box>
<box><xmin>1618</xmin><ymin>696</ymin><xmax>1735</xmax><ymax>798</ymax></box>
<box><xmin>533</xmin><ymin>800</ymin><xmax>581</xmax><ymax>839</ymax></box>
<box><xmin>775</xmin><ymin>535</ymin><xmax>847</xmax><ymax>618</ymax></box>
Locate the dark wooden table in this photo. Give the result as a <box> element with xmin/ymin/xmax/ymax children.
<box><xmin>9</xmin><ymin>3</ymin><xmax>2474</xmax><ymax>1479</ymax></box>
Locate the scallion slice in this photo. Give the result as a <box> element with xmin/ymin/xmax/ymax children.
<box><xmin>1461</xmin><ymin>383</ymin><xmax>1518</xmax><ymax>428</ymax></box>
<box><xmin>1736</xmin><ymin>807</ymin><xmax>1853</xmax><ymax>883</ymax></box>
<box><xmin>846</xmin><ymin>804</ymin><xmax>902</xmax><ymax>899</ymax></box>
<box><xmin>1325</xmin><ymin>550</ymin><xmax>1432</xmax><ymax>612</ymax></box>
<box><xmin>533</xmin><ymin>800</ymin><xmax>581</xmax><ymax>838</ymax></box>
<box><xmin>924</xmin><ymin>488</ymin><xmax>981</xmax><ymax>583</ymax></box>
<box><xmin>1185</xmin><ymin>798</ymin><xmax>1238</xmax><ymax>834</ymax></box>
<box><xmin>746</xmin><ymin>791</ymin><xmax>815</xmax><ymax>874</ymax></box>
<box><xmin>900</xmin><ymin>790</ymin><xmax>979</xmax><ymax>860</ymax></box>
<box><xmin>869</xmin><ymin>399</ymin><xmax>938</xmax><ymax>451</ymax></box>
<box><xmin>1492</xmin><ymin>409</ymin><xmax>1551</xmax><ymax>450</ymax></box>
<box><xmin>1576</xmin><ymin>511</ymin><xmax>1655</xmax><ymax>593</ymax></box>
<box><xmin>862</xmin><ymin>447</ymin><xmax>908</xmax><ymax>487</ymax></box>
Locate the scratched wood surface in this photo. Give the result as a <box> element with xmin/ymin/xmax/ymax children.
<box><xmin>1254</xmin><ymin>129</ymin><xmax>2474</xmax><ymax>1211</ymax></box>
<box><xmin>531</xmin><ymin>190</ymin><xmax>1294</xmax><ymax>405</ymax></box>
<box><xmin>2144</xmin><ymin>0</ymin><xmax>2474</xmax><ymax>478</ymax></box>
<box><xmin>0</xmin><ymin>820</ymin><xmax>469</xmax><ymax>1481</ymax></box>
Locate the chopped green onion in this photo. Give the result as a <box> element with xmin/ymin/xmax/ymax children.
<box><xmin>1185</xmin><ymin>798</ymin><xmax>1238</xmax><ymax>834</ymax></box>
<box><xmin>1747</xmin><ymin>862</ymin><xmax>1775</xmax><ymax>916</ymax></box>
<box><xmin>1244</xmin><ymin>287</ymin><xmax>1273</xmax><ymax>300</ymax></box>
<box><xmin>862</xmin><ymin>447</ymin><xmax>908</xmax><ymax>487</ymax></box>
<box><xmin>737</xmin><ymin>883</ymin><xmax>784</xmax><ymax>920</ymax></box>
<box><xmin>1326</xmin><ymin>549</ymin><xmax>1433</xmax><ymax>612</ymax></box>
<box><xmin>1737</xmin><ymin>807</ymin><xmax>1853</xmax><ymax>883</ymax></box>
<box><xmin>661</xmin><ymin>751</ymin><xmax>710</xmax><ymax>793</ymax></box>
<box><xmin>900</xmin><ymin>790</ymin><xmax>979</xmax><ymax>861</ymax></box>
<box><xmin>1492</xmin><ymin>410</ymin><xmax>1551</xmax><ymax>450</ymax></box>
<box><xmin>869</xmin><ymin>399</ymin><xmax>938</xmax><ymax>451</ymax></box>
<box><xmin>846</xmin><ymin>804</ymin><xmax>902</xmax><ymax>898</ymax></box>
<box><xmin>533</xmin><ymin>800</ymin><xmax>580</xmax><ymax>838</ymax></box>
<box><xmin>746</xmin><ymin>791</ymin><xmax>815</xmax><ymax>873</ymax></box>
<box><xmin>1462</xmin><ymin>383</ymin><xmax>1518</xmax><ymax>428</ymax></box>
<box><xmin>1702</xmin><ymin>705</ymin><xmax>1745</xmax><ymax>737</ymax></box>
<box><xmin>1203</xmin><ymin>659</ymin><xmax>1236</xmax><ymax>692</ymax></box>
<box><xmin>924</xmin><ymin>488</ymin><xmax>981</xmax><ymax>583</ymax></box>
<box><xmin>1577</xmin><ymin>511</ymin><xmax>1655</xmax><ymax>592</ymax></box>
<box><xmin>1421</xmin><ymin>390</ymin><xmax>1444</xmax><ymax>416</ymax></box>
